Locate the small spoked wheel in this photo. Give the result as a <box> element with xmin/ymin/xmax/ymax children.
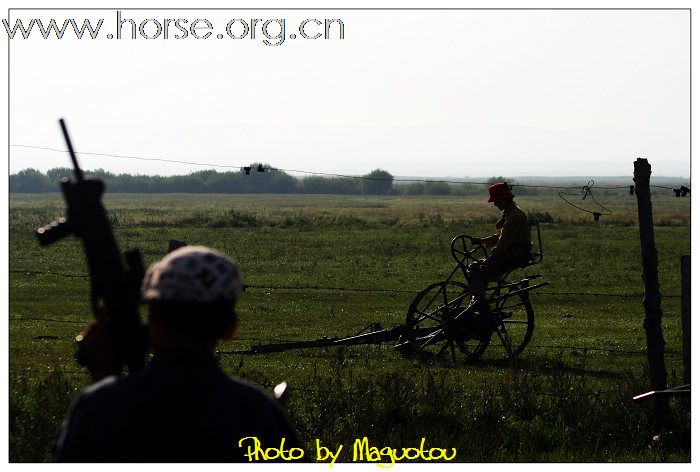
<box><xmin>400</xmin><ymin>281</ymin><xmax>490</xmax><ymax>363</ymax></box>
<box><xmin>491</xmin><ymin>292</ymin><xmax>535</xmax><ymax>358</ymax></box>
<box><xmin>450</xmin><ymin>235</ymin><xmax>488</xmax><ymax>272</ymax></box>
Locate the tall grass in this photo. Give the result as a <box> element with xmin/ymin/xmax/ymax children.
<box><xmin>282</xmin><ymin>354</ymin><xmax>690</xmax><ymax>462</ymax></box>
<box><xmin>9</xmin><ymin>193</ymin><xmax>691</xmax><ymax>462</ymax></box>
<box><xmin>9</xmin><ymin>371</ymin><xmax>83</xmax><ymax>462</ymax></box>
<box><xmin>10</xmin><ymin>353</ymin><xmax>690</xmax><ymax>463</ymax></box>
<box><xmin>9</xmin><ymin>193</ymin><xmax>691</xmax><ymax>231</ymax></box>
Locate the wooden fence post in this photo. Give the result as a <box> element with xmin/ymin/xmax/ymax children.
<box><xmin>633</xmin><ymin>158</ymin><xmax>670</xmax><ymax>428</ymax></box>
<box><xmin>681</xmin><ymin>255</ymin><xmax>690</xmax><ymax>410</ymax></box>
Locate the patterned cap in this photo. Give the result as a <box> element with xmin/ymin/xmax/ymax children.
<box><xmin>141</xmin><ymin>246</ymin><xmax>243</xmax><ymax>303</ymax></box>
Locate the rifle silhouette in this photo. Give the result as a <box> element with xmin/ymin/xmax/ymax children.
<box><xmin>36</xmin><ymin>118</ymin><xmax>147</xmax><ymax>375</ymax></box>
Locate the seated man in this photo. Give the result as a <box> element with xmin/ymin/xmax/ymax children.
<box><xmin>55</xmin><ymin>246</ymin><xmax>301</xmax><ymax>462</ymax></box>
<box><xmin>468</xmin><ymin>182</ymin><xmax>532</xmax><ymax>316</ymax></box>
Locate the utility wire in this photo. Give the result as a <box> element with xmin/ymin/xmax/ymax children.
<box><xmin>11</xmin><ymin>143</ymin><xmax>685</xmax><ymax>191</ymax></box>
<box><xmin>11</xmin><ymin>144</ymin><xmax>244</xmax><ymax>172</ymax></box>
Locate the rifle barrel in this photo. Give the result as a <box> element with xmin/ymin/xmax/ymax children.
<box><xmin>59</xmin><ymin>118</ymin><xmax>84</xmax><ymax>181</ymax></box>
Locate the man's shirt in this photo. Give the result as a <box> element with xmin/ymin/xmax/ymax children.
<box><xmin>490</xmin><ymin>202</ymin><xmax>532</xmax><ymax>258</ymax></box>
<box><xmin>55</xmin><ymin>350</ymin><xmax>301</xmax><ymax>462</ymax></box>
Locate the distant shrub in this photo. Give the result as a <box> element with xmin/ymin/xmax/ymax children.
<box><xmin>362</xmin><ymin>169</ymin><xmax>394</xmax><ymax>195</ymax></box>
<box><xmin>424</xmin><ymin>181</ymin><xmax>451</xmax><ymax>195</ymax></box>
<box><xmin>400</xmin><ymin>183</ymin><xmax>425</xmax><ymax>195</ymax></box>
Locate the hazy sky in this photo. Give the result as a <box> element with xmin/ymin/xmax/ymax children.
<box><xmin>8</xmin><ymin>8</ymin><xmax>690</xmax><ymax>177</ymax></box>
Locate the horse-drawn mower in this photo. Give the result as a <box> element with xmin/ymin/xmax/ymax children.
<box><xmin>231</xmin><ymin>221</ymin><xmax>549</xmax><ymax>363</ymax></box>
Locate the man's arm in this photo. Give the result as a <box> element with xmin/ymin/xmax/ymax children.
<box><xmin>76</xmin><ymin>321</ymin><xmax>123</xmax><ymax>382</ymax></box>
<box><xmin>480</xmin><ymin>234</ymin><xmax>500</xmax><ymax>248</ymax></box>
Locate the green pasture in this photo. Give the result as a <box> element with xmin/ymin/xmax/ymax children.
<box><xmin>8</xmin><ymin>193</ymin><xmax>691</xmax><ymax>462</ymax></box>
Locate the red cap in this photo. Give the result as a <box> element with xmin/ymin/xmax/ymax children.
<box><xmin>487</xmin><ymin>182</ymin><xmax>514</xmax><ymax>202</ymax></box>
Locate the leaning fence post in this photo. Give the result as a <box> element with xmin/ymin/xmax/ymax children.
<box><xmin>633</xmin><ymin>158</ymin><xmax>670</xmax><ymax>428</ymax></box>
<box><xmin>680</xmin><ymin>255</ymin><xmax>690</xmax><ymax>410</ymax></box>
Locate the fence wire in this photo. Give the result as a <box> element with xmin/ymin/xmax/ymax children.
<box><xmin>7</xmin><ymin>269</ymin><xmax>682</xmax><ymax>299</ymax></box>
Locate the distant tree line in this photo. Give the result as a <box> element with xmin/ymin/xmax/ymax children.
<box><xmin>9</xmin><ymin>167</ymin><xmax>540</xmax><ymax>196</ymax></box>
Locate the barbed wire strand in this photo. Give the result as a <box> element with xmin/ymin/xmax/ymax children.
<box><xmin>558</xmin><ymin>180</ymin><xmax>614</xmax><ymax>217</ymax></box>
<box><xmin>2</xmin><ymin>370</ymin><xmax>659</xmax><ymax>398</ymax></box>
<box><xmin>8</xmin><ymin>342</ymin><xmax>683</xmax><ymax>378</ymax></box>
<box><xmin>7</xmin><ymin>270</ymin><xmax>682</xmax><ymax>299</ymax></box>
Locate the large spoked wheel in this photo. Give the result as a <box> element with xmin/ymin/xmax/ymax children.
<box><xmin>491</xmin><ymin>292</ymin><xmax>535</xmax><ymax>358</ymax></box>
<box><xmin>401</xmin><ymin>281</ymin><xmax>490</xmax><ymax>363</ymax></box>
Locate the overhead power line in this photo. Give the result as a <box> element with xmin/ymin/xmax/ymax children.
<box><xmin>11</xmin><ymin>143</ymin><xmax>690</xmax><ymax>222</ymax></box>
<box><xmin>13</xmin><ymin>143</ymin><xmax>684</xmax><ymax>191</ymax></box>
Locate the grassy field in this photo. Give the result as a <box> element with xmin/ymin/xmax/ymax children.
<box><xmin>8</xmin><ymin>193</ymin><xmax>691</xmax><ymax>462</ymax></box>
